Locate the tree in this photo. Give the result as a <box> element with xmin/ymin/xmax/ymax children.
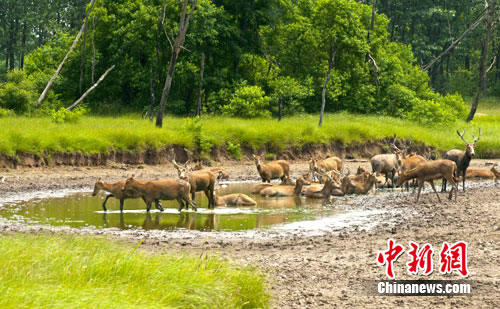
<box><xmin>156</xmin><ymin>0</ymin><xmax>198</xmax><ymax>128</ymax></box>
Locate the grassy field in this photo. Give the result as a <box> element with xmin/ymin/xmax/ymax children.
<box><xmin>0</xmin><ymin>103</ymin><xmax>497</xmax><ymax>158</ymax></box>
<box><xmin>0</xmin><ymin>233</ymin><xmax>269</xmax><ymax>308</ymax></box>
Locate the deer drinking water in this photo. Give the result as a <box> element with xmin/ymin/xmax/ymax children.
<box><xmin>442</xmin><ymin>128</ymin><xmax>481</xmax><ymax>192</ymax></box>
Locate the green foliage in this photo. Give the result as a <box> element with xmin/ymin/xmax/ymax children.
<box><xmin>0</xmin><ymin>108</ymin><xmax>15</xmax><ymax>118</ymax></box>
<box><xmin>182</xmin><ymin>116</ymin><xmax>214</xmax><ymax>154</ymax></box>
<box><xmin>50</xmin><ymin>107</ymin><xmax>88</xmax><ymax>124</ymax></box>
<box><xmin>221</xmin><ymin>84</ymin><xmax>271</xmax><ymax>118</ymax></box>
<box><xmin>0</xmin><ymin>70</ymin><xmax>37</xmax><ymax>114</ymax></box>
<box><xmin>0</xmin><ymin>233</ymin><xmax>269</xmax><ymax>308</ymax></box>
<box><xmin>226</xmin><ymin>141</ymin><xmax>242</xmax><ymax>159</ymax></box>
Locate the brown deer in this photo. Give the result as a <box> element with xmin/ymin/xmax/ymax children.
<box><xmin>260</xmin><ymin>177</ymin><xmax>310</xmax><ymax>197</ymax></box>
<box><xmin>309</xmin><ymin>156</ymin><xmax>342</xmax><ymax>180</ymax></box>
<box><xmin>92</xmin><ymin>179</ymin><xmax>153</xmax><ymax>212</ymax></box>
<box><xmin>396</xmin><ymin>160</ymin><xmax>458</xmax><ymax>203</ymax></box>
<box><xmin>491</xmin><ymin>166</ymin><xmax>500</xmax><ymax>178</ymax></box>
<box><xmin>442</xmin><ymin>128</ymin><xmax>481</xmax><ymax>192</ymax></box>
<box><xmin>122</xmin><ymin>176</ymin><xmax>197</xmax><ymax>212</ymax></box>
<box><xmin>190</xmin><ymin>162</ymin><xmax>230</xmax><ymax>180</ymax></box>
<box><xmin>214</xmin><ymin>189</ymin><xmax>257</xmax><ymax>206</ymax></box>
<box><xmin>305</xmin><ymin>174</ymin><xmax>343</xmax><ymax>198</ymax></box>
<box><xmin>394</xmin><ymin>136</ymin><xmax>427</xmax><ymax>190</ymax></box>
<box><xmin>371</xmin><ymin>134</ymin><xmax>401</xmax><ymax>188</ymax></box>
<box><xmin>342</xmin><ymin>172</ymin><xmax>381</xmax><ymax>195</ymax></box>
<box><xmin>251</xmin><ymin>183</ymin><xmax>274</xmax><ymax>194</ymax></box>
<box><xmin>463</xmin><ymin>167</ymin><xmax>495</xmax><ymax>179</ymax></box>
<box><xmin>252</xmin><ymin>155</ymin><xmax>290</xmax><ymax>182</ymax></box>
<box><xmin>172</xmin><ymin>157</ymin><xmax>216</xmax><ymax>209</ymax></box>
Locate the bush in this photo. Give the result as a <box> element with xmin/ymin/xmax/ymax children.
<box><xmin>406</xmin><ymin>98</ymin><xmax>455</xmax><ymax>125</ymax></box>
<box><xmin>0</xmin><ymin>108</ymin><xmax>15</xmax><ymax>118</ymax></box>
<box><xmin>221</xmin><ymin>84</ymin><xmax>271</xmax><ymax>118</ymax></box>
<box><xmin>0</xmin><ymin>70</ymin><xmax>37</xmax><ymax>114</ymax></box>
<box><xmin>51</xmin><ymin>107</ymin><xmax>87</xmax><ymax>124</ymax></box>
<box><xmin>226</xmin><ymin>141</ymin><xmax>242</xmax><ymax>159</ymax></box>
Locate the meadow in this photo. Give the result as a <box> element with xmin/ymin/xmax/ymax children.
<box><xmin>0</xmin><ymin>102</ymin><xmax>498</xmax><ymax>158</ymax></box>
<box><xmin>0</xmin><ymin>233</ymin><xmax>269</xmax><ymax>308</ymax></box>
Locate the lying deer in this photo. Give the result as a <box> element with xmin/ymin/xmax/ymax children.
<box><xmin>342</xmin><ymin>172</ymin><xmax>381</xmax><ymax>195</ymax></box>
<box><xmin>260</xmin><ymin>177</ymin><xmax>310</xmax><ymax>197</ymax></box>
<box><xmin>122</xmin><ymin>176</ymin><xmax>196</xmax><ymax>211</ymax></box>
<box><xmin>396</xmin><ymin>159</ymin><xmax>458</xmax><ymax>203</ymax></box>
<box><xmin>93</xmin><ymin>179</ymin><xmax>152</xmax><ymax>212</ymax></box>
<box><xmin>190</xmin><ymin>162</ymin><xmax>230</xmax><ymax>180</ymax></box>
<box><xmin>309</xmin><ymin>156</ymin><xmax>342</xmax><ymax>181</ymax></box>
<box><xmin>463</xmin><ymin>167</ymin><xmax>495</xmax><ymax>179</ymax></box>
<box><xmin>172</xmin><ymin>157</ymin><xmax>216</xmax><ymax>209</ymax></box>
<box><xmin>214</xmin><ymin>189</ymin><xmax>257</xmax><ymax>207</ymax></box>
<box><xmin>304</xmin><ymin>174</ymin><xmax>343</xmax><ymax>198</ymax></box>
<box><xmin>442</xmin><ymin>128</ymin><xmax>481</xmax><ymax>192</ymax></box>
<box><xmin>253</xmin><ymin>155</ymin><xmax>290</xmax><ymax>183</ymax></box>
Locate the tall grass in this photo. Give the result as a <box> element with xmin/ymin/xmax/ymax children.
<box><xmin>0</xmin><ymin>106</ymin><xmax>498</xmax><ymax>157</ymax></box>
<box><xmin>0</xmin><ymin>234</ymin><xmax>269</xmax><ymax>308</ymax></box>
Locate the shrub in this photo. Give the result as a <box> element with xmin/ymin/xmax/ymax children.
<box><xmin>226</xmin><ymin>141</ymin><xmax>242</xmax><ymax>159</ymax></box>
<box><xmin>406</xmin><ymin>98</ymin><xmax>455</xmax><ymax>125</ymax></box>
<box><xmin>51</xmin><ymin>107</ymin><xmax>87</xmax><ymax>124</ymax></box>
<box><xmin>221</xmin><ymin>85</ymin><xmax>271</xmax><ymax>118</ymax></box>
<box><xmin>0</xmin><ymin>70</ymin><xmax>37</xmax><ymax>114</ymax></box>
<box><xmin>0</xmin><ymin>108</ymin><xmax>15</xmax><ymax>118</ymax></box>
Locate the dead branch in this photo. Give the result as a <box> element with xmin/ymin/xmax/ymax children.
<box><xmin>66</xmin><ymin>65</ymin><xmax>115</xmax><ymax>111</ymax></box>
<box><xmin>486</xmin><ymin>56</ymin><xmax>497</xmax><ymax>73</ymax></box>
<box><xmin>37</xmin><ymin>0</ymin><xmax>96</xmax><ymax>105</ymax></box>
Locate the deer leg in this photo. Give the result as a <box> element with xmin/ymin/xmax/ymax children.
<box><xmin>177</xmin><ymin>198</ymin><xmax>185</xmax><ymax>212</ymax></box>
<box><xmin>102</xmin><ymin>194</ymin><xmax>113</xmax><ymax>211</ymax></box>
<box><xmin>441</xmin><ymin>178</ymin><xmax>447</xmax><ymax>192</ymax></box>
<box><xmin>416</xmin><ymin>181</ymin><xmax>424</xmax><ymax>203</ymax></box>
<box><xmin>146</xmin><ymin>201</ymin><xmax>152</xmax><ymax>212</ymax></box>
<box><xmin>188</xmin><ymin>196</ymin><xmax>197</xmax><ymax>212</ymax></box>
<box><xmin>462</xmin><ymin>169</ymin><xmax>466</xmax><ymax>192</ymax></box>
<box><xmin>119</xmin><ymin>198</ymin><xmax>125</xmax><ymax>212</ymax></box>
<box><xmin>154</xmin><ymin>199</ymin><xmax>164</xmax><ymax>212</ymax></box>
<box><xmin>429</xmin><ymin>180</ymin><xmax>441</xmax><ymax>203</ymax></box>
<box><xmin>390</xmin><ymin>170</ymin><xmax>395</xmax><ymax>189</ymax></box>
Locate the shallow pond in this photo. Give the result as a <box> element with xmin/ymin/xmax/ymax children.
<box><xmin>0</xmin><ymin>182</ymin><xmax>346</xmax><ymax>232</ymax></box>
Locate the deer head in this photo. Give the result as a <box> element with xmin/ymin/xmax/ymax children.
<box><xmin>457</xmin><ymin>128</ymin><xmax>481</xmax><ymax>157</ymax></box>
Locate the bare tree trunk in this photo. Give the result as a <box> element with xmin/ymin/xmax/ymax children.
<box><xmin>156</xmin><ymin>0</ymin><xmax>198</xmax><ymax>128</ymax></box>
<box><xmin>91</xmin><ymin>12</ymin><xmax>96</xmax><ymax>84</ymax></box>
<box><xmin>319</xmin><ymin>38</ymin><xmax>337</xmax><ymax>128</ymax></box>
<box><xmin>79</xmin><ymin>3</ymin><xmax>91</xmax><ymax>95</ymax></box>
<box><xmin>196</xmin><ymin>52</ymin><xmax>205</xmax><ymax>117</ymax></box>
<box><xmin>37</xmin><ymin>0</ymin><xmax>96</xmax><ymax>105</ymax></box>
<box><xmin>467</xmin><ymin>0</ymin><xmax>496</xmax><ymax>122</ymax></box>
<box><xmin>278</xmin><ymin>95</ymin><xmax>283</xmax><ymax>121</ymax></box>
<box><xmin>149</xmin><ymin>62</ymin><xmax>156</xmax><ymax>121</ymax></box>
<box><xmin>66</xmin><ymin>65</ymin><xmax>115</xmax><ymax>111</ymax></box>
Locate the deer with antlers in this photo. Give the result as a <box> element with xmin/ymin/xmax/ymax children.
<box><xmin>441</xmin><ymin>128</ymin><xmax>481</xmax><ymax>192</ymax></box>
<box><xmin>171</xmin><ymin>154</ymin><xmax>216</xmax><ymax>209</ymax></box>
<box><xmin>396</xmin><ymin>160</ymin><xmax>458</xmax><ymax>203</ymax></box>
<box><xmin>370</xmin><ymin>134</ymin><xmax>401</xmax><ymax>188</ymax></box>
<box><xmin>394</xmin><ymin>136</ymin><xmax>427</xmax><ymax>191</ymax></box>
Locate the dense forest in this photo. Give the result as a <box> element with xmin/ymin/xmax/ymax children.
<box><xmin>0</xmin><ymin>0</ymin><xmax>498</xmax><ymax>124</ymax></box>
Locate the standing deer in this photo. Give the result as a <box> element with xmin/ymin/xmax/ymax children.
<box><xmin>371</xmin><ymin>134</ymin><xmax>400</xmax><ymax>188</ymax></box>
<box><xmin>394</xmin><ymin>136</ymin><xmax>427</xmax><ymax>191</ymax></box>
<box><xmin>309</xmin><ymin>156</ymin><xmax>342</xmax><ymax>181</ymax></box>
<box><xmin>441</xmin><ymin>128</ymin><xmax>481</xmax><ymax>192</ymax></box>
<box><xmin>252</xmin><ymin>155</ymin><xmax>290</xmax><ymax>183</ymax></box>
<box><xmin>93</xmin><ymin>178</ymin><xmax>155</xmax><ymax>212</ymax></box>
<box><xmin>172</xmin><ymin>156</ymin><xmax>216</xmax><ymax>209</ymax></box>
<box><xmin>396</xmin><ymin>160</ymin><xmax>458</xmax><ymax>203</ymax></box>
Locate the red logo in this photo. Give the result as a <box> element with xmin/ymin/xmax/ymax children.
<box><xmin>377</xmin><ymin>240</ymin><xmax>469</xmax><ymax>279</ymax></box>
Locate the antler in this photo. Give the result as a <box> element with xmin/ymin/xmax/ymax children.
<box><xmin>390</xmin><ymin>133</ymin><xmax>402</xmax><ymax>153</ymax></box>
<box><xmin>472</xmin><ymin>128</ymin><xmax>481</xmax><ymax>145</ymax></box>
<box><xmin>170</xmin><ymin>152</ymin><xmax>180</xmax><ymax>169</ymax></box>
<box><xmin>456</xmin><ymin>129</ymin><xmax>470</xmax><ymax>144</ymax></box>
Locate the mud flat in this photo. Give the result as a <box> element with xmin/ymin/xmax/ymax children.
<box><xmin>0</xmin><ymin>160</ymin><xmax>499</xmax><ymax>308</ymax></box>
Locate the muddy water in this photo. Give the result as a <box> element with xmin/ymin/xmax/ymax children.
<box><xmin>0</xmin><ymin>182</ymin><xmax>344</xmax><ymax>232</ymax></box>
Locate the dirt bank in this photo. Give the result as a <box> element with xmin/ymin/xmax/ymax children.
<box><xmin>0</xmin><ymin>160</ymin><xmax>499</xmax><ymax>308</ymax></box>
<box><xmin>0</xmin><ymin>138</ymin><xmax>438</xmax><ymax>168</ymax></box>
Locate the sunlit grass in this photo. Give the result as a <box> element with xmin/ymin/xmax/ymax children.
<box><xmin>0</xmin><ymin>234</ymin><xmax>269</xmax><ymax>308</ymax></box>
<box><xmin>0</xmin><ymin>107</ymin><xmax>498</xmax><ymax>157</ymax></box>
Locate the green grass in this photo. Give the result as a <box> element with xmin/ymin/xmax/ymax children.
<box><xmin>0</xmin><ymin>233</ymin><xmax>269</xmax><ymax>308</ymax></box>
<box><xmin>0</xmin><ymin>102</ymin><xmax>499</xmax><ymax>157</ymax></box>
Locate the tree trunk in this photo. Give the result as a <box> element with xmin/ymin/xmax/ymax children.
<box><xmin>319</xmin><ymin>38</ymin><xmax>337</xmax><ymax>128</ymax></box>
<box><xmin>91</xmin><ymin>12</ymin><xmax>96</xmax><ymax>84</ymax></box>
<box><xmin>278</xmin><ymin>95</ymin><xmax>283</xmax><ymax>121</ymax></box>
<box><xmin>66</xmin><ymin>65</ymin><xmax>115</xmax><ymax>111</ymax></box>
<box><xmin>37</xmin><ymin>0</ymin><xmax>96</xmax><ymax>105</ymax></box>
<box><xmin>79</xmin><ymin>4</ymin><xmax>91</xmax><ymax>95</ymax></box>
<box><xmin>156</xmin><ymin>0</ymin><xmax>198</xmax><ymax>128</ymax></box>
<box><xmin>196</xmin><ymin>52</ymin><xmax>205</xmax><ymax>117</ymax></box>
<box><xmin>467</xmin><ymin>0</ymin><xmax>496</xmax><ymax>122</ymax></box>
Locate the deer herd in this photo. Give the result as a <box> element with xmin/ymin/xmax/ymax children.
<box><xmin>93</xmin><ymin>128</ymin><xmax>496</xmax><ymax>212</ymax></box>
